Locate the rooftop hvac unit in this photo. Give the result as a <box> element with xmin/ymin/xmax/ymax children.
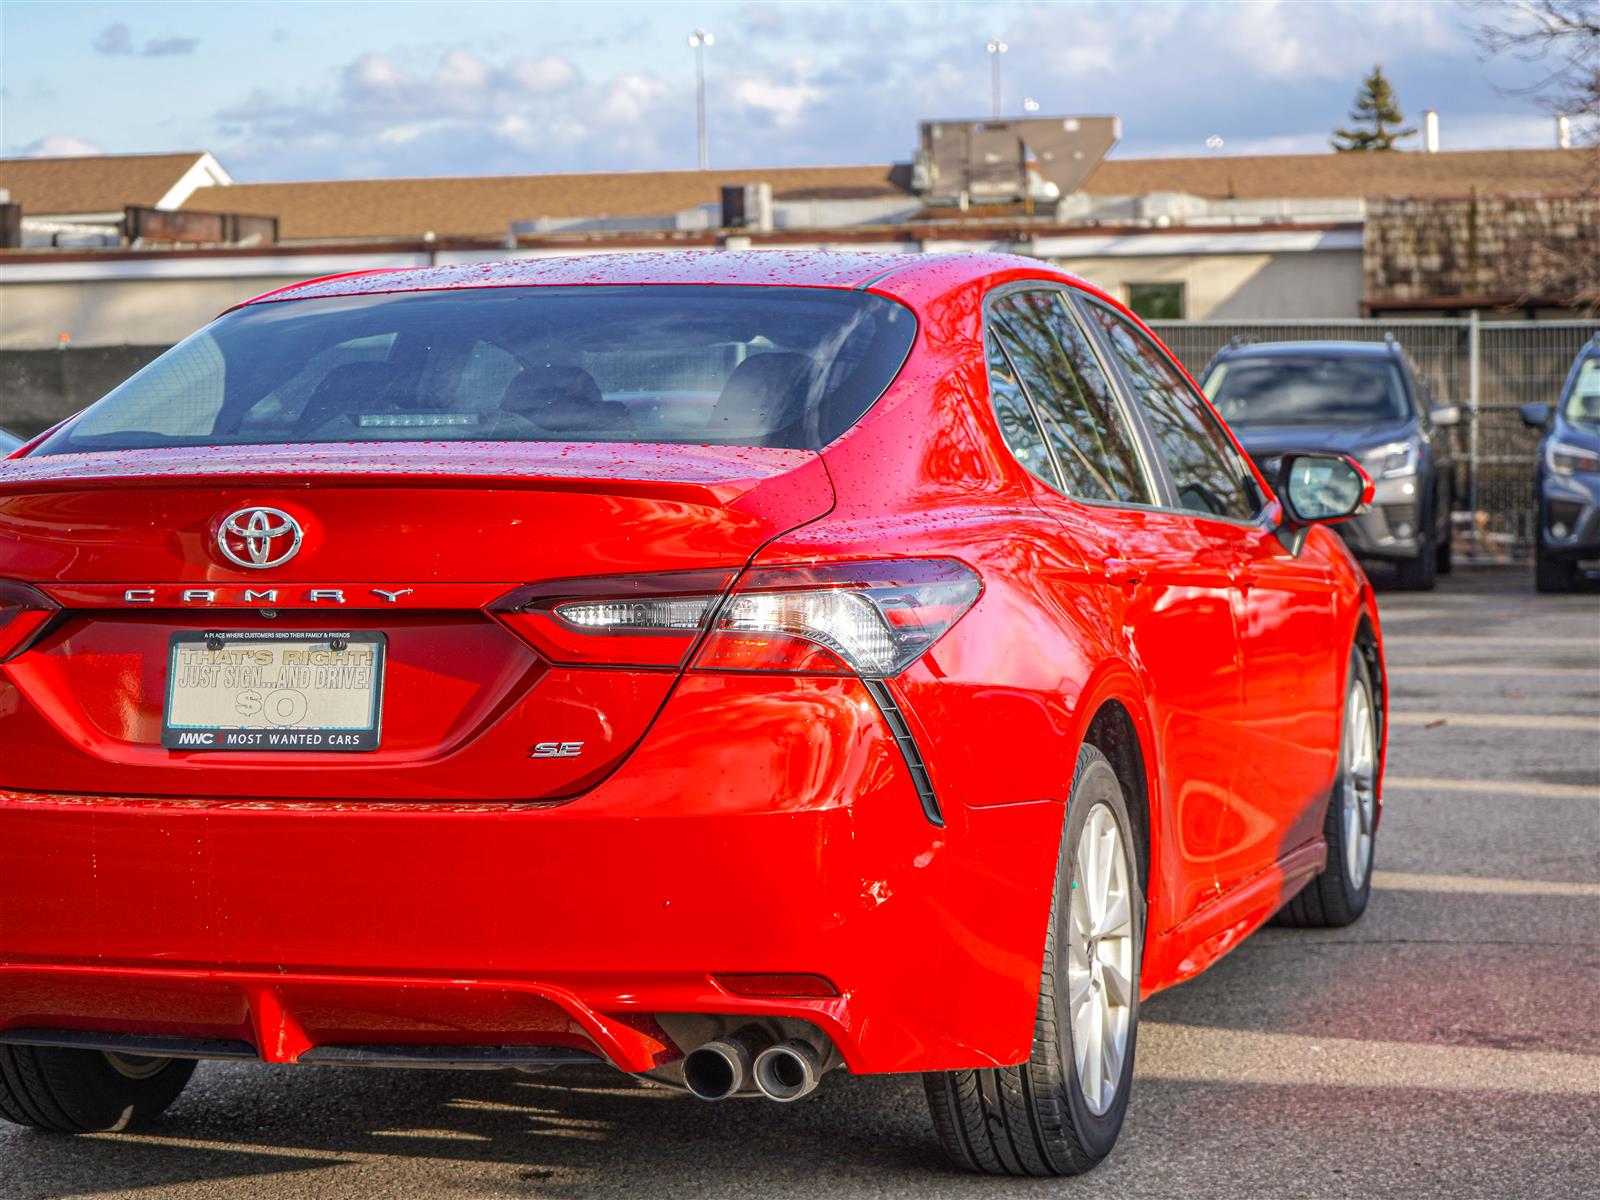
<box><xmin>721</xmin><ymin>183</ymin><xmax>773</xmax><ymax>232</ymax></box>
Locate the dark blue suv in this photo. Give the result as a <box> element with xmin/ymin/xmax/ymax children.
<box><xmin>1201</xmin><ymin>339</ymin><xmax>1458</xmax><ymax>590</ymax></box>
<box><xmin>1522</xmin><ymin>336</ymin><xmax>1600</xmax><ymax>592</ymax></box>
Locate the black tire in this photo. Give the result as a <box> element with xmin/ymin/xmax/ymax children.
<box><xmin>0</xmin><ymin>1044</ymin><xmax>195</xmax><ymax>1132</ymax></box>
<box><xmin>924</xmin><ymin>744</ymin><xmax>1144</xmax><ymax>1176</ymax></box>
<box><xmin>1277</xmin><ymin>649</ymin><xmax>1378</xmax><ymax>928</ymax></box>
<box><xmin>1436</xmin><ymin>527</ymin><xmax>1453</xmax><ymax>575</ymax></box>
<box><xmin>1535</xmin><ymin>546</ymin><xmax>1577</xmax><ymax>593</ymax></box>
<box><xmin>1392</xmin><ymin>530</ymin><xmax>1438</xmax><ymax>591</ymax></box>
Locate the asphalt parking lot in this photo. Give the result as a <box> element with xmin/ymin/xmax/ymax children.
<box><xmin>3</xmin><ymin>569</ymin><xmax>1597</xmax><ymax>1199</ymax></box>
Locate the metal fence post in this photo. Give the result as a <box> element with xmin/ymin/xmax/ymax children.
<box><xmin>1467</xmin><ymin>310</ymin><xmax>1480</xmax><ymax>554</ymax></box>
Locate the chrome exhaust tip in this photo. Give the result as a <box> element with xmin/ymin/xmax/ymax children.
<box><xmin>683</xmin><ymin>1031</ymin><xmax>764</xmax><ymax>1101</ymax></box>
<box><xmin>752</xmin><ymin>1038</ymin><xmax>822</xmax><ymax>1102</ymax></box>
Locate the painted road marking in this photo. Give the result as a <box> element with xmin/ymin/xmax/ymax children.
<box><xmin>1139</xmin><ymin>1024</ymin><xmax>1600</xmax><ymax>1095</ymax></box>
<box><xmin>1389</xmin><ymin>712</ymin><xmax>1597</xmax><ymax>731</ymax></box>
<box><xmin>1373</xmin><ymin>871</ymin><xmax>1600</xmax><ymax>897</ymax></box>
<box><xmin>1386</xmin><ymin>776</ymin><xmax>1598</xmax><ymax>800</ymax></box>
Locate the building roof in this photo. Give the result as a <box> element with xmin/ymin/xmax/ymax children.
<box><xmin>181</xmin><ymin>147</ymin><xmax>1592</xmax><ymax>242</ymax></box>
<box><xmin>1082</xmin><ymin>147</ymin><xmax>1591</xmax><ymax>200</ymax></box>
<box><xmin>187</xmin><ymin>164</ymin><xmax>913</xmax><ymax>241</ymax></box>
<box><xmin>0</xmin><ymin>151</ymin><xmax>215</xmax><ymax>216</ymax></box>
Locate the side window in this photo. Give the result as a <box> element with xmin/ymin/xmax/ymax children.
<box><xmin>1083</xmin><ymin>300</ymin><xmax>1261</xmax><ymax>521</ymax></box>
<box><xmin>990</xmin><ymin>291</ymin><xmax>1152</xmax><ymax>505</ymax></box>
<box><xmin>985</xmin><ymin>331</ymin><xmax>1061</xmax><ymax>490</ymax></box>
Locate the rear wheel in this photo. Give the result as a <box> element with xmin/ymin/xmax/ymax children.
<box><xmin>924</xmin><ymin>745</ymin><xmax>1144</xmax><ymax>1175</ymax></box>
<box><xmin>1276</xmin><ymin>649</ymin><xmax>1378</xmax><ymax>928</ymax></box>
<box><xmin>0</xmin><ymin>1044</ymin><xmax>195</xmax><ymax>1132</ymax></box>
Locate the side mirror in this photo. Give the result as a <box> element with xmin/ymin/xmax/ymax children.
<box><xmin>1274</xmin><ymin>452</ymin><xmax>1374</xmax><ymax>554</ymax></box>
<box><xmin>1520</xmin><ymin>403</ymin><xmax>1551</xmax><ymax>429</ymax></box>
<box><xmin>1431</xmin><ymin>404</ymin><xmax>1461</xmax><ymax>428</ymax></box>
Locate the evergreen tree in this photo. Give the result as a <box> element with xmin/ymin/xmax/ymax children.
<box><xmin>1332</xmin><ymin>65</ymin><xmax>1417</xmax><ymax>152</ymax></box>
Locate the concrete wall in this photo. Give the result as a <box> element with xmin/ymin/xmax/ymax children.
<box><xmin>0</xmin><ymin>345</ymin><xmax>168</xmax><ymax>436</ymax></box>
<box><xmin>0</xmin><ymin>275</ymin><xmax>313</xmax><ymax>350</ymax></box>
<box><xmin>1049</xmin><ymin>250</ymin><xmax>1364</xmax><ymax>319</ymax></box>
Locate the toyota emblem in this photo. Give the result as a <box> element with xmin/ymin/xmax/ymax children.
<box><xmin>216</xmin><ymin>507</ymin><xmax>303</xmax><ymax>570</ymax></box>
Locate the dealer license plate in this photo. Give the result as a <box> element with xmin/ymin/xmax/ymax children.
<box><xmin>161</xmin><ymin>631</ymin><xmax>385</xmax><ymax>752</ymax></box>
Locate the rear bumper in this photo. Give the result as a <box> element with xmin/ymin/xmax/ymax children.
<box><xmin>0</xmin><ymin>675</ymin><xmax>1063</xmax><ymax>1076</ymax></box>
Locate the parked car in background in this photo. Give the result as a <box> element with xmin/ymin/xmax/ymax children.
<box><xmin>1201</xmin><ymin>339</ymin><xmax>1457</xmax><ymax>590</ymax></box>
<box><xmin>0</xmin><ymin>429</ymin><xmax>22</xmax><ymax>456</ymax></box>
<box><xmin>1521</xmin><ymin>335</ymin><xmax>1600</xmax><ymax>592</ymax></box>
<box><xmin>0</xmin><ymin>252</ymin><xmax>1386</xmax><ymax>1175</ymax></box>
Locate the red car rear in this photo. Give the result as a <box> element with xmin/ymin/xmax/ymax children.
<box><xmin>0</xmin><ymin>252</ymin><xmax>1384</xmax><ymax>1173</ymax></box>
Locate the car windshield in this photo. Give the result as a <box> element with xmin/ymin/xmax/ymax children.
<box><xmin>1203</xmin><ymin>355</ymin><xmax>1409</xmax><ymax>427</ymax></box>
<box><xmin>1562</xmin><ymin>355</ymin><xmax>1600</xmax><ymax>425</ymax></box>
<box><xmin>35</xmin><ymin>285</ymin><xmax>917</xmax><ymax>455</ymax></box>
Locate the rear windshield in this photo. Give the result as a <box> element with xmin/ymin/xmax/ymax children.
<box><xmin>36</xmin><ymin>285</ymin><xmax>917</xmax><ymax>455</ymax></box>
<box><xmin>1203</xmin><ymin>355</ymin><xmax>1409</xmax><ymax>427</ymax></box>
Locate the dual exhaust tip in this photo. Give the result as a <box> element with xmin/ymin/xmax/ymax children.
<box><xmin>682</xmin><ymin>1031</ymin><xmax>822</xmax><ymax>1102</ymax></box>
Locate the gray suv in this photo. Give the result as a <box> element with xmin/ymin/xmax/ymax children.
<box><xmin>1201</xmin><ymin>339</ymin><xmax>1458</xmax><ymax>589</ymax></box>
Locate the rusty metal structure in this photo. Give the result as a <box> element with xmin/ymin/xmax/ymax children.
<box><xmin>912</xmin><ymin>116</ymin><xmax>1120</xmax><ymax>206</ymax></box>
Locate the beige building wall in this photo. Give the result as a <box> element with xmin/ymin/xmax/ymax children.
<box><xmin>0</xmin><ymin>247</ymin><xmax>1366</xmax><ymax>350</ymax></box>
<box><xmin>1048</xmin><ymin>250</ymin><xmax>1364</xmax><ymax>319</ymax></box>
<box><xmin>0</xmin><ymin>276</ymin><xmax>315</xmax><ymax>349</ymax></box>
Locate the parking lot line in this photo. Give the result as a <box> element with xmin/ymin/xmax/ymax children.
<box><xmin>1385</xmin><ymin>776</ymin><xmax>1599</xmax><ymax>799</ymax></box>
<box><xmin>1388</xmin><ymin>712</ymin><xmax>1598</xmax><ymax>731</ymax></box>
<box><xmin>1387</xmin><ymin>665</ymin><xmax>1599</xmax><ymax>678</ymax></box>
<box><xmin>1383</xmin><ymin>636</ymin><xmax>1590</xmax><ymax>648</ymax></box>
<box><xmin>1372</xmin><ymin>870</ymin><xmax>1600</xmax><ymax>897</ymax></box>
<box><xmin>1138</xmin><ymin>1024</ymin><xmax>1600</xmax><ymax>1095</ymax></box>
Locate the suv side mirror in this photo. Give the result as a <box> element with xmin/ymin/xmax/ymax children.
<box><xmin>1520</xmin><ymin>403</ymin><xmax>1551</xmax><ymax>429</ymax></box>
<box><xmin>1431</xmin><ymin>404</ymin><xmax>1461</xmax><ymax>428</ymax></box>
<box><xmin>1274</xmin><ymin>453</ymin><xmax>1374</xmax><ymax>554</ymax></box>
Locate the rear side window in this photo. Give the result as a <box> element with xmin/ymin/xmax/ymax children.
<box><xmin>1084</xmin><ymin>300</ymin><xmax>1260</xmax><ymax>522</ymax></box>
<box><xmin>986</xmin><ymin>332</ymin><xmax>1062</xmax><ymax>489</ymax></box>
<box><xmin>990</xmin><ymin>291</ymin><xmax>1152</xmax><ymax>505</ymax></box>
<box><xmin>39</xmin><ymin>286</ymin><xmax>917</xmax><ymax>455</ymax></box>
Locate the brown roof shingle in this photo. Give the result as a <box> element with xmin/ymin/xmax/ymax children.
<box><xmin>0</xmin><ymin>151</ymin><xmax>208</xmax><ymax>215</ymax></box>
<box><xmin>169</xmin><ymin>147</ymin><xmax>1596</xmax><ymax>242</ymax></box>
<box><xmin>184</xmin><ymin>164</ymin><xmax>912</xmax><ymax>241</ymax></box>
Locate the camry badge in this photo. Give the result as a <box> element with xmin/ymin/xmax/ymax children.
<box><xmin>216</xmin><ymin>507</ymin><xmax>303</xmax><ymax>570</ymax></box>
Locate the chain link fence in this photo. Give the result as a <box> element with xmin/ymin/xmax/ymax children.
<box><xmin>1149</xmin><ymin>317</ymin><xmax>1600</xmax><ymax>559</ymax></box>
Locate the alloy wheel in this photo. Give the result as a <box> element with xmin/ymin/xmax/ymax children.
<box><xmin>1342</xmin><ymin>675</ymin><xmax>1378</xmax><ymax>888</ymax></box>
<box><xmin>1066</xmin><ymin>802</ymin><xmax>1136</xmax><ymax>1116</ymax></box>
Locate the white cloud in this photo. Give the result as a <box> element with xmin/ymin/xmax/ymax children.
<box><xmin>22</xmin><ymin>133</ymin><xmax>105</xmax><ymax>157</ymax></box>
<box><xmin>507</xmin><ymin>56</ymin><xmax>579</xmax><ymax>95</ymax></box>
<box><xmin>91</xmin><ymin>23</ymin><xmax>133</xmax><ymax>56</ymax></box>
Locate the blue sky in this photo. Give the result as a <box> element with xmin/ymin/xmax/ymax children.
<box><xmin>0</xmin><ymin>1</ymin><xmax>1567</xmax><ymax>180</ymax></box>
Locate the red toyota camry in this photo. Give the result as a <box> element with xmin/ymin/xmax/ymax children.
<box><xmin>0</xmin><ymin>252</ymin><xmax>1385</xmax><ymax>1174</ymax></box>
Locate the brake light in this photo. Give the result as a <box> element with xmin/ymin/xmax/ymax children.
<box><xmin>490</xmin><ymin>560</ymin><xmax>980</xmax><ymax>677</ymax></box>
<box><xmin>692</xmin><ymin>559</ymin><xmax>980</xmax><ymax>677</ymax></box>
<box><xmin>0</xmin><ymin>582</ymin><xmax>58</xmax><ymax>663</ymax></box>
<box><xmin>490</xmin><ymin>570</ymin><xmax>737</xmax><ymax>667</ymax></box>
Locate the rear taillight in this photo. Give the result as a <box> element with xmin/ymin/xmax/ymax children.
<box><xmin>490</xmin><ymin>570</ymin><xmax>737</xmax><ymax>667</ymax></box>
<box><xmin>493</xmin><ymin>559</ymin><xmax>980</xmax><ymax>678</ymax></box>
<box><xmin>0</xmin><ymin>582</ymin><xmax>58</xmax><ymax>663</ymax></box>
<box><xmin>693</xmin><ymin>559</ymin><xmax>981</xmax><ymax>676</ymax></box>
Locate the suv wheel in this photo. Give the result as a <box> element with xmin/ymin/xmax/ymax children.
<box><xmin>1393</xmin><ymin>527</ymin><xmax>1438</xmax><ymax>590</ymax></box>
<box><xmin>1535</xmin><ymin>545</ymin><xmax>1578</xmax><ymax>593</ymax></box>
<box><xmin>924</xmin><ymin>744</ymin><xmax>1144</xmax><ymax>1175</ymax></box>
<box><xmin>0</xmin><ymin>1044</ymin><xmax>196</xmax><ymax>1132</ymax></box>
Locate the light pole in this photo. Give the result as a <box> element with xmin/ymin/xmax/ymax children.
<box><xmin>689</xmin><ymin>28</ymin><xmax>713</xmax><ymax>170</ymax></box>
<box><xmin>986</xmin><ymin>39</ymin><xmax>1007</xmax><ymax>118</ymax></box>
